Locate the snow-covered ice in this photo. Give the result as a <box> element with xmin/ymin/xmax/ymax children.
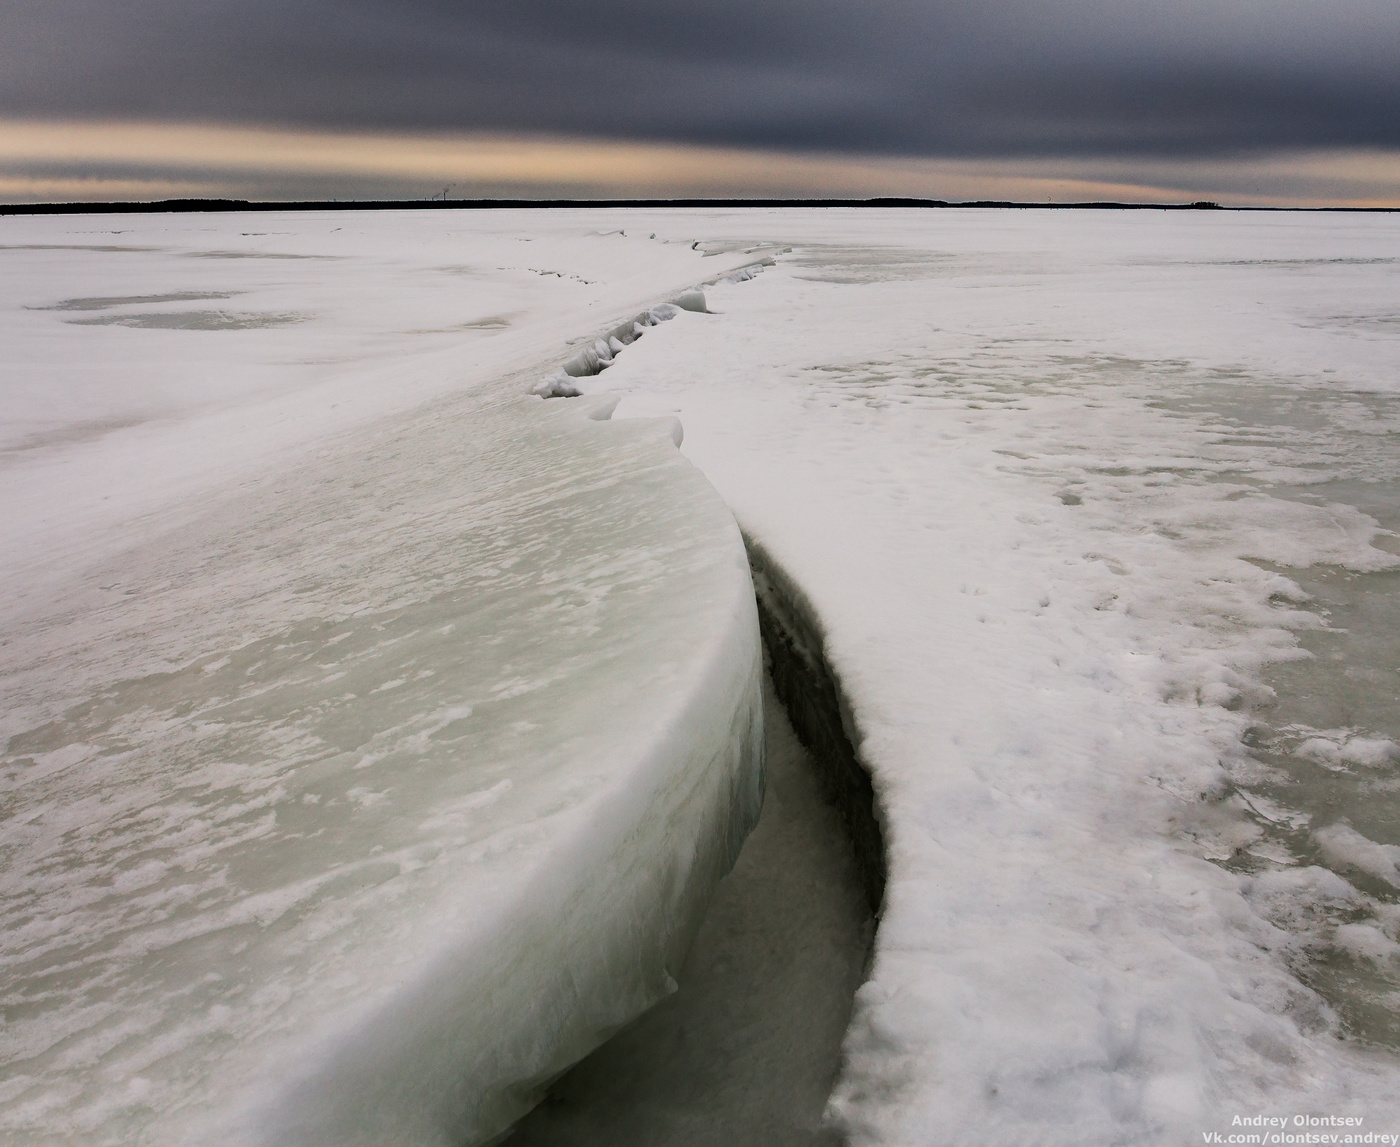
<box><xmin>571</xmin><ymin>208</ymin><xmax>1400</xmax><ymax>1143</ymax></box>
<box><xmin>0</xmin><ymin>213</ymin><xmax>768</xmax><ymax>1145</ymax></box>
<box><xmin>7</xmin><ymin>206</ymin><xmax>1400</xmax><ymax>1147</ymax></box>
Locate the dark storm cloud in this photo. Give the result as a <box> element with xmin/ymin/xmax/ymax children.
<box><xmin>3</xmin><ymin>0</ymin><xmax>1398</xmax><ymax>158</ymax></box>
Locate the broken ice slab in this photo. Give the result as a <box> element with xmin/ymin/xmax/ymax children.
<box><xmin>0</xmin><ymin>380</ymin><xmax>763</xmax><ymax>1147</ymax></box>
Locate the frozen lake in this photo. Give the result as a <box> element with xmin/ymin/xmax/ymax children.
<box><xmin>4</xmin><ymin>207</ymin><xmax>1400</xmax><ymax>1145</ymax></box>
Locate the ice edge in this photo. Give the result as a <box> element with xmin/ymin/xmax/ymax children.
<box><xmin>241</xmin><ymin>345</ymin><xmax>767</xmax><ymax>1147</ymax></box>
<box><xmin>746</xmin><ymin>535</ymin><xmax>887</xmax><ymax>920</ymax></box>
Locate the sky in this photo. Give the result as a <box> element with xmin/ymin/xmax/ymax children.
<box><xmin>2</xmin><ymin>0</ymin><xmax>1398</xmax><ymax>205</ymax></box>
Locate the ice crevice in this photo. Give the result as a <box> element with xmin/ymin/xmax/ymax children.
<box><xmin>747</xmin><ymin>538</ymin><xmax>888</xmax><ymax>919</ymax></box>
<box><xmin>530</xmin><ymin>258</ymin><xmax>772</xmax><ymax>400</ymax></box>
<box><xmin>501</xmin><ymin>539</ymin><xmax>885</xmax><ymax>1147</ymax></box>
<box><xmin>530</xmin><ymin>302</ymin><xmax>687</xmax><ymax>399</ymax></box>
<box><xmin>498</xmin><ymin>266</ymin><xmax>887</xmax><ymax>1141</ymax></box>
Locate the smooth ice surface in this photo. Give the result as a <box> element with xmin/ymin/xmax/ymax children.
<box><xmin>570</xmin><ymin>208</ymin><xmax>1400</xmax><ymax>1144</ymax></box>
<box><xmin>0</xmin><ymin>213</ymin><xmax>767</xmax><ymax>1146</ymax></box>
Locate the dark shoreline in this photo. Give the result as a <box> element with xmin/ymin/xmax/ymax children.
<box><xmin>3</xmin><ymin>197</ymin><xmax>1396</xmax><ymax>216</ymax></box>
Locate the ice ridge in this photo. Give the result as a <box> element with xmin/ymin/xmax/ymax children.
<box><xmin>531</xmin><ymin>259</ymin><xmax>771</xmax><ymax>399</ymax></box>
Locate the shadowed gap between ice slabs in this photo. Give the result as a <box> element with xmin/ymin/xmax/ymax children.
<box><xmin>506</xmin><ymin>546</ymin><xmax>886</xmax><ymax>1145</ymax></box>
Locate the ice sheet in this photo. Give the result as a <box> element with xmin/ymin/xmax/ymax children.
<box><xmin>0</xmin><ymin>213</ymin><xmax>765</xmax><ymax>1145</ymax></box>
<box><xmin>0</xmin><ymin>213</ymin><xmax>759</xmax><ymax>617</ymax></box>
<box><xmin>12</xmin><ymin>206</ymin><xmax>1400</xmax><ymax>1146</ymax></box>
<box><xmin>574</xmin><ymin>208</ymin><xmax>1400</xmax><ymax>1143</ymax></box>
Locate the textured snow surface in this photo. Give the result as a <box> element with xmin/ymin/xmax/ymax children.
<box><xmin>575</xmin><ymin>208</ymin><xmax>1400</xmax><ymax>1144</ymax></box>
<box><xmin>10</xmin><ymin>207</ymin><xmax>1400</xmax><ymax>1147</ymax></box>
<box><xmin>0</xmin><ymin>213</ymin><xmax>765</xmax><ymax>1146</ymax></box>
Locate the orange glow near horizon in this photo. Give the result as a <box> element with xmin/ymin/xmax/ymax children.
<box><xmin>0</xmin><ymin>119</ymin><xmax>1397</xmax><ymax>208</ymax></box>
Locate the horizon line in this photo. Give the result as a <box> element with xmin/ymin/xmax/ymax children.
<box><xmin>5</xmin><ymin>196</ymin><xmax>1399</xmax><ymax>217</ymax></box>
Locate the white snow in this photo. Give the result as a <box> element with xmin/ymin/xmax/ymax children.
<box><xmin>1316</xmin><ymin>825</ymin><xmax>1400</xmax><ymax>889</ymax></box>
<box><xmin>0</xmin><ymin>212</ymin><xmax>767</xmax><ymax>1146</ymax></box>
<box><xmin>8</xmin><ymin>206</ymin><xmax>1400</xmax><ymax>1147</ymax></box>
<box><xmin>572</xmin><ymin>208</ymin><xmax>1400</xmax><ymax>1143</ymax></box>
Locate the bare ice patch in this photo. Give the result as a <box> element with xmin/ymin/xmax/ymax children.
<box><xmin>66</xmin><ymin>310</ymin><xmax>309</xmax><ymax>330</ymax></box>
